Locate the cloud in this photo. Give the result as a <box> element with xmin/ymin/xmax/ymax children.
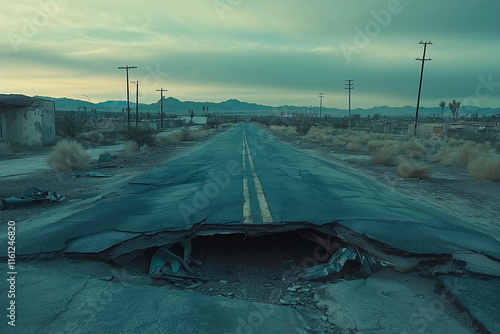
<box><xmin>1</xmin><ymin>0</ymin><xmax>499</xmax><ymax>108</ymax></box>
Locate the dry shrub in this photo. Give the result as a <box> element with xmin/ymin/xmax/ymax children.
<box><xmin>367</xmin><ymin>140</ymin><xmax>392</xmax><ymax>152</ymax></box>
<box><xmin>466</xmin><ymin>152</ymin><xmax>500</xmax><ymax>181</ymax></box>
<box><xmin>457</xmin><ymin>141</ymin><xmax>491</xmax><ymax>168</ymax></box>
<box><xmin>46</xmin><ymin>139</ymin><xmax>91</xmax><ymax>171</ymax></box>
<box><xmin>432</xmin><ymin>145</ymin><xmax>458</xmax><ymax>166</ymax></box>
<box><xmin>371</xmin><ymin>142</ymin><xmax>401</xmax><ymax>165</ymax></box>
<box><xmin>87</xmin><ymin>131</ymin><xmax>104</xmax><ymax>144</ymax></box>
<box><xmin>270</xmin><ymin>125</ymin><xmax>298</xmax><ymax>137</ymax></box>
<box><xmin>346</xmin><ymin>137</ymin><xmax>361</xmax><ymax>151</ymax></box>
<box><xmin>188</xmin><ymin>129</ymin><xmax>211</xmax><ymax>140</ymax></box>
<box><xmin>408</xmin><ymin>139</ymin><xmax>427</xmax><ymax>158</ymax></box>
<box><xmin>447</xmin><ymin>138</ymin><xmax>461</xmax><ymax>146</ymax></box>
<box><xmin>398</xmin><ymin>158</ymin><xmax>432</xmax><ymax>179</ymax></box>
<box><xmin>155</xmin><ymin>130</ymin><xmax>189</xmax><ymax>146</ymax></box>
<box><xmin>123</xmin><ymin>141</ymin><xmax>139</xmax><ymax>156</ymax></box>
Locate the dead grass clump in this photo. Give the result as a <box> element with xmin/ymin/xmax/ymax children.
<box><xmin>46</xmin><ymin>139</ymin><xmax>91</xmax><ymax>171</ymax></box>
<box><xmin>447</xmin><ymin>138</ymin><xmax>462</xmax><ymax>146</ymax></box>
<box><xmin>87</xmin><ymin>131</ymin><xmax>104</xmax><ymax>144</ymax></box>
<box><xmin>408</xmin><ymin>139</ymin><xmax>427</xmax><ymax>158</ymax></box>
<box><xmin>432</xmin><ymin>145</ymin><xmax>458</xmax><ymax>166</ymax></box>
<box><xmin>457</xmin><ymin>141</ymin><xmax>491</xmax><ymax>168</ymax></box>
<box><xmin>367</xmin><ymin>140</ymin><xmax>390</xmax><ymax>152</ymax></box>
<box><xmin>371</xmin><ymin>142</ymin><xmax>401</xmax><ymax>165</ymax></box>
<box><xmin>346</xmin><ymin>137</ymin><xmax>361</xmax><ymax>151</ymax></box>
<box><xmin>155</xmin><ymin>130</ymin><xmax>189</xmax><ymax>146</ymax></box>
<box><xmin>187</xmin><ymin>129</ymin><xmax>211</xmax><ymax>140</ymax></box>
<box><xmin>398</xmin><ymin>158</ymin><xmax>432</xmax><ymax>179</ymax></box>
<box><xmin>466</xmin><ymin>152</ymin><xmax>500</xmax><ymax>181</ymax></box>
<box><xmin>270</xmin><ymin>125</ymin><xmax>298</xmax><ymax>137</ymax></box>
<box><xmin>123</xmin><ymin>141</ymin><xmax>139</xmax><ymax>155</ymax></box>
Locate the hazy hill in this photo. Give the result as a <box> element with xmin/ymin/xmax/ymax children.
<box><xmin>35</xmin><ymin>96</ymin><xmax>499</xmax><ymax>118</ymax></box>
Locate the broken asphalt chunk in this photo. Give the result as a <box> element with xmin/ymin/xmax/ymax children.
<box><xmin>299</xmin><ymin>248</ymin><xmax>357</xmax><ymax>280</ymax></box>
<box><xmin>1</xmin><ymin>187</ymin><xmax>65</xmax><ymax>210</ymax></box>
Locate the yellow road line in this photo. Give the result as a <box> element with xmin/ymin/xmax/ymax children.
<box><xmin>242</xmin><ymin>178</ymin><xmax>252</xmax><ymax>224</ymax></box>
<box><xmin>242</xmin><ymin>131</ymin><xmax>247</xmax><ymax>172</ymax></box>
<box><xmin>243</xmin><ymin>131</ymin><xmax>274</xmax><ymax>223</ymax></box>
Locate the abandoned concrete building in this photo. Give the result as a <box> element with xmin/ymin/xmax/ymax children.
<box><xmin>0</xmin><ymin>94</ymin><xmax>56</xmax><ymax>146</ymax></box>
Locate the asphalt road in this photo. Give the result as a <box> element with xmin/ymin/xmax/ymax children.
<box><xmin>16</xmin><ymin>122</ymin><xmax>500</xmax><ymax>261</ymax></box>
<box><xmin>4</xmin><ymin>122</ymin><xmax>500</xmax><ymax>333</ymax></box>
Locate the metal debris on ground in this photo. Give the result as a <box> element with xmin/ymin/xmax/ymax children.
<box><xmin>299</xmin><ymin>246</ymin><xmax>391</xmax><ymax>280</ymax></box>
<box><xmin>0</xmin><ymin>187</ymin><xmax>65</xmax><ymax>210</ymax></box>
<box><xmin>299</xmin><ymin>248</ymin><xmax>357</xmax><ymax>280</ymax></box>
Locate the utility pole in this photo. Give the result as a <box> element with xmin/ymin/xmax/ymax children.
<box><xmin>131</xmin><ymin>81</ymin><xmax>139</xmax><ymax>128</ymax></box>
<box><xmin>318</xmin><ymin>93</ymin><xmax>324</xmax><ymax>123</ymax></box>
<box><xmin>414</xmin><ymin>41</ymin><xmax>432</xmax><ymax>136</ymax></box>
<box><xmin>345</xmin><ymin>79</ymin><xmax>354</xmax><ymax>128</ymax></box>
<box><xmin>156</xmin><ymin>88</ymin><xmax>167</xmax><ymax>129</ymax></box>
<box><xmin>117</xmin><ymin>65</ymin><xmax>137</xmax><ymax>126</ymax></box>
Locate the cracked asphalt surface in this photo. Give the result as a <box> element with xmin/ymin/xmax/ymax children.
<box><xmin>1</xmin><ymin>122</ymin><xmax>499</xmax><ymax>333</ymax></box>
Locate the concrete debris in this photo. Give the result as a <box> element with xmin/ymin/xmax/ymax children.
<box><xmin>97</xmin><ymin>153</ymin><xmax>113</xmax><ymax>163</ymax></box>
<box><xmin>0</xmin><ymin>187</ymin><xmax>65</xmax><ymax>210</ymax></box>
<box><xmin>299</xmin><ymin>243</ymin><xmax>392</xmax><ymax>280</ymax></box>
<box><xmin>299</xmin><ymin>248</ymin><xmax>357</xmax><ymax>280</ymax></box>
<box><xmin>148</xmin><ymin>245</ymin><xmax>206</xmax><ymax>283</ymax></box>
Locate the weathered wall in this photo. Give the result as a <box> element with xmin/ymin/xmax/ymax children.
<box><xmin>0</xmin><ymin>98</ymin><xmax>56</xmax><ymax>145</ymax></box>
<box><xmin>41</xmin><ymin>100</ymin><xmax>56</xmax><ymax>145</ymax></box>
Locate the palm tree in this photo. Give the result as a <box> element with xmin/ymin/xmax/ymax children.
<box><xmin>439</xmin><ymin>101</ymin><xmax>446</xmax><ymax>121</ymax></box>
<box><xmin>448</xmin><ymin>100</ymin><xmax>461</xmax><ymax>120</ymax></box>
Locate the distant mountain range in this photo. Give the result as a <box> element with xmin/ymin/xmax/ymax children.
<box><xmin>35</xmin><ymin>96</ymin><xmax>500</xmax><ymax>118</ymax></box>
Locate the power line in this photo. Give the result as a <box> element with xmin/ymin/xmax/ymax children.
<box><xmin>369</xmin><ymin>43</ymin><xmax>419</xmax><ymax>74</ymax></box>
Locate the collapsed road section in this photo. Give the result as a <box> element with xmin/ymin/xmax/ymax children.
<box><xmin>13</xmin><ymin>220</ymin><xmax>500</xmax><ymax>334</ymax></box>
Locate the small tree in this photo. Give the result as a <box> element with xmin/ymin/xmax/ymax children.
<box><xmin>189</xmin><ymin>109</ymin><xmax>195</xmax><ymax>124</ymax></box>
<box><xmin>292</xmin><ymin>111</ymin><xmax>316</xmax><ymax>134</ymax></box>
<box><xmin>449</xmin><ymin>100</ymin><xmax>461</xmax><ymax>120</ymax></box>
<box><xmin>439</xmin><ymin>101</ymin><xmax>446</xmax><ymax>121</ymax></box>
<box><xmin>56</xmin><ymin>110</ymin><xmax>88</xmax><ymax>139</ymax></box>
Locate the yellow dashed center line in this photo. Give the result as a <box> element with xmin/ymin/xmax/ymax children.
<box><xmin>242</xmin><ymin>130</ymin><xmax>273</xmax><ymax>223</ymax></box>
<box><xmin>242</xmin><ymin>178</ymin><xmax>252</xmax><ymax>224</ymax></box>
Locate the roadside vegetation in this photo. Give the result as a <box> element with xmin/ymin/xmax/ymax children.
<box><xmin>264</xmin><ymin>121</ymin><xmax>500</xmax><ymax>182</ymax></box>
<box><xmin>46</xmin><ymin>139</ymin><xmax>91</xmax><ymax>171</ymax></box>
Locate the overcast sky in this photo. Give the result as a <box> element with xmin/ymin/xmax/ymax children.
<box><xmin>1</xmin><ymin>0</ymin><xmax>499</xmax><ymax>109</ymax></box>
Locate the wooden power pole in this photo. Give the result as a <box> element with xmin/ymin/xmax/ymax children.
<box><xmin>156</xmin><ymin>88</ymin><xmax>167</xmax><ymax>129</ymax></box>
<box><xmin>117</xmin><ymin>65</ymin><xmax>137</xmax><ymax>126</ymax></box>
<box><xmin>345</xmin><ymin>79</ymin><xmax>354</xmax><ymax>128</ymax></box>
<box><xmin>414</xmin><ymin>41</ymin><xmax>432</xmax><ymax>136</ymax></box>
<box><xmin>135</xmin><ymin>81</ymin><xmax>139</xmax><ymax>128</ymax></box>
<box><xmin>318</xmin><ymin>93</ymin><xmax>324</xmax><ymax>123</ymax></box>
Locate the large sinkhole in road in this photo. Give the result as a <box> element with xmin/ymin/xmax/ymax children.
<box><xmin>114</xmin><ymin>229</ymin><xmax>368</xmax><ymax>303</ymax></box>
